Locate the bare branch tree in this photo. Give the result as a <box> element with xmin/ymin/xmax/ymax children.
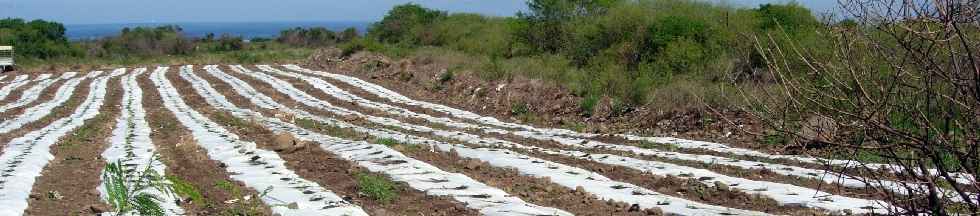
<box><xmin>746</xmin><ymin>0</ymin><xmax>980</xmax><ymax>214</ymax></box>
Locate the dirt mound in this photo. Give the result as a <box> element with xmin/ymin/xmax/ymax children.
<box><xmin>303</xmin><ymin>49</ymin><xmax>766</xmax><ymax>150</ymax></box>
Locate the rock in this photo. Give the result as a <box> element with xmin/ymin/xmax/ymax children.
<box><xmin>88</xmin><ymin>205</ymin><xmax>108</xmax><ymax>214</ymax></box>
<box><xmin>286</xmin><ymin>202</ymin><xmax>299</xmax><ymax>209</ymax></box>
<box><xmin>273</xmin><ymin>132</ymin><xmax>306</xmax><ymax>153</ymax></box>
<box><xmin>574</xmin><ymin>186</ymin><xmax>587</xmax><ymax>195</ymax></box>
<box><xmin>464</xmin><ymin>160</ymin><xmax>482</xmax><ymax>170</ymax></box>
<box><xmin>798</xmin><ymin>116</ymin><xmax>838</xmax><ymax>147</ymax></box>
<box><xmin>628</xmin><ymin>204</ymin><xmax>641</xmax><ymax>212</ymax></box>
<box><xmin>714</xmin><ymin>181</ymin><xmax>729</xmax><ymax>191</ymax></box>
<box><xmin>28</xmin><ymin>193</ymin><xmax>41</xmax><ymax>200</ymax></box>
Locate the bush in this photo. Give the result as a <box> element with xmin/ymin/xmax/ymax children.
<box><xmin>0</xmin><ymin>18</ymin><xmax>80</xmax><ymax>60</ymax></box>
<box><xmin>278</xmin><ymin>27</ymin><xmax>343</xmax><ymax>47</ymax></box>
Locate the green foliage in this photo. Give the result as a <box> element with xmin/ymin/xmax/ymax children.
<box><xmin>102</xmin><ymin>154</ymin><xmax>176</xmax><ymax>216</ymax></box>
<box><xmin>368</xmin><ymin>3</ymin><xmax>447</xmax><ymax>44</ymax></box>
<box><xmin>755</xmin><ymin>3</ymin><xmax>821</xmax><ymax>33</ymax></box>
<box><xmin>359</xmin><ymin>0</ymin><xmax>827</xmax><ymax>111</ymax></box>
<box><xmin>212</xmin><ymin>34</ymin><xmax>245</xmax><ymax>52</ymax></box>
<box><xmin>0</xmin><ymin>18</ymin><xmax>80</xmax><ymax>59</ymax></box>
<box><xmin>340</xmin><ymin>37</ymin><xmax>384</xmax><ymax>57</ymax></box>
<box><xmin>375</xmin><ymin>138</ymin><xmax>400</xmax><ymax>147</ymax></box>
<box><xmin>355</xmin><ymin>173</ymin><xmax>397</xmax><ymax>204</ymax></box>
<box><xmin>579</xmin><ymin>94</ymin><xmax>600</xmax><ymax>117</ymax></box>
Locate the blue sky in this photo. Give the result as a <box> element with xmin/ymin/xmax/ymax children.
<box><xmin>0</xmin><ymin>0</ymin><xmax>837</xmax><ymax>24</ymax></box>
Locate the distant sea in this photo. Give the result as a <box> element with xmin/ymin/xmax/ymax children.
<box><xmin>65</xmin><ymin>21</ymin><xmax>372</xmax><ymax>41</ymax></box>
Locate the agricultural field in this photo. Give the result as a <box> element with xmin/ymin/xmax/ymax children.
<box><xmin>0</xmin><ymin>64</ymin><xmax>971</xmax><ymax>216</ymax></box>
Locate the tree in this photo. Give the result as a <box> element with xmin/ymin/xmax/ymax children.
<box><xmin>368</xmin><ymin>3</ymin><xmax>447</xmax><ymax>44</ymax></box>
<box><xmin>748</xmin><ymin>0</ymin><xmax>980</xmax><ymax>214</ymax></box>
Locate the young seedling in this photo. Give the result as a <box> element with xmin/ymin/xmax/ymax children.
<box><xmin>101</xmin><ymin>154</ymin><xmax>177</xmax><ymax>216</ymax></box>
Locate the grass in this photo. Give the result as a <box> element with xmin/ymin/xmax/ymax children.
<box><xmin>166</xmin><ymin>175</ymin><xmax>203</xmax><ymax>206</ymax></box>
<box><xmin>355</xmin><ymin>172</ymin><xmax>398</xmax><ymax>204</ymax></box>
<box><xmin>58</xmin><ymin>113</ymin><xmax>108</xmax><ymax>149</ymax></box>
<box><xmin>214</xmin><ymin>180</ymin><xmax>273</xmax><ymax>216</ymax></box>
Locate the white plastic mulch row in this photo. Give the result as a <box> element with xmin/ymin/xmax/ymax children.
<box><xmin>238</xmin><ymin>66</ymin><xmax>888</xmax><ymax>214</ymax></box>
<box><xmin>281</xmin><ymin>65</ymin><xmax>977</xmax><ymax>184</ymax></box>
<box><xmin>195</xmin><ymin>65</ymin><xmax>570</xmax><ymax>216</ymax></box>
<box><xmin>0</xmin><ymin>72</ymin><xmax>78</xmax><ymax>113</ymax></box>
<box><xmin>0</xmin><ymin>75</ymin><xmax>30</xmax><ymax>101</ymax></box>
<box><xmin>0</xmin><ymin>70</ymin><xmax>120</xmax><ymax>216</ymax></box>
<box><xmin>217</xmin><ymin>65</ymin><xmax>764</xmax><ymax>216</ymax></box>
<box><xmin>151</xmin><ymin>66</ymin><xmax>368</xmax><ymax>215</ymax></box>
<box><xmin>99</xmin><ymin>68</ymin><xmax>185</xmax><ymax>215</ymax></box>
<box><xmin>280</xmin><ymin>65</ymin><xmax>974</xmax><ymax>200</ymax></box>
<box><xmin>0</xmin><ymin>71</ymin><xmax>106</xmax><ymax>134</ymax></box>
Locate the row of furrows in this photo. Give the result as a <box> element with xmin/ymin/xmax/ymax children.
<box><xmin>150</xmin><ymin>66</ymin><xmax>370</xmax><ymax>215</ymax></box>
<box><xmin>281</xmin><ymin>65</ymin><xmax>973</xmax><ymax>204</ymax></box>
<box><xmin>0</xmin><ymin>63</ymin><xmax>949</xmax><ymax>215</ymax></box>
<box><xmin>0</xmin><ymin>72</ymin><xmax>76</xmax><ymax>113</ymax></box>
<box><xmin>186</xmin><ymin>65</ymin><xmax>569</xmax><ymax>216</ymax></box>
<box><xmin>250</xmin><ymin>65</ymin><xmax>897</xmax><ymax>213</ymax></box>
<box><xmin>98</xmin><ymin>68</ymin><xmax>186</xmax><ymax>215</ymax></box>
<box><xmin>286</xmin><ymin>64</ymin><xmax>976</xmax><ymax>186</ymax></box>
<box><xmin>0</xmin><ymin>70</ymin><xmax>121</xmax><ymax>215</ymax></box>
<box><xmin>210</xmin><ymin>65</ymin><xmax>772</xmax><ymax>215</ymax></box>
<box><xmin>0</xmin><ymin>74</ymin><xmax>44</xmax><ymax>100</ymax></box>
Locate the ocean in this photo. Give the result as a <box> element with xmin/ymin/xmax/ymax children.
<box><xmin>65</xmin><ymin>21</ymin><xmax>372</xmax><ymax>41</ymax></box>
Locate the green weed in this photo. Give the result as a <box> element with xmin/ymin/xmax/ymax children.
<box><xmin>355</xmin><ymin>173</ymin><xmax>398</xmax><ymax>204</ymax></box>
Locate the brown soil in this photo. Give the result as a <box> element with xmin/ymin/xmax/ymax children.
<box><xmin>139</xmin><ymin>68</ymin><xmax>274</xmax><ymax>215</ymax></box>
<box><xmin>23</xmin><ymin>76</ymin><xmax>122</xmax><ymax>215</ymax></box>
<box><xmin>179</xmin><ymin>67</ymin><xmax>478</xmax><ymax>216</ymax></box>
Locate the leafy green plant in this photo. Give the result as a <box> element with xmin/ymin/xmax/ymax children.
<box><xmin>102</xmin><ymin>154</ymin><xmax>176</xmax><ymax>216</ymax></box>
<box><xmin>356</xmin><ymin>173</ymin><xmax>397</xmax><ymax>204</ymax></box>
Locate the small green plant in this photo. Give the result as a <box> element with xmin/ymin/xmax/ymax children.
<box><xmin>356</xmin><ymin>173</ymin><xmax>397</xmax><ymax>204</ymax></box>
<box><xmin>510</xmin><ymin>102</ymin><xmax>530</xmax><ymax>116</ymax></box>
<box><xmin>438</xmin><ymin>68</ymin><xmax>455</xmax><ymax>83</ymax></box>
<box><xmin>579</xmin><ymin>94</ymin><xmax>600</xmax><ymax>117</ymax></box>
<box><xmin>102</xmin><ymin>154</ymin><xmax>176</xmax><ymax>216</ymax></box>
